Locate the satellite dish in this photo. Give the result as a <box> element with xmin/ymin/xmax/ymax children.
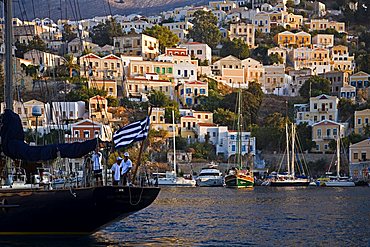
<box><xmin>32</xmin><ymin>106</ymin><xmax>42</xmax><ymax>117</ymax></box>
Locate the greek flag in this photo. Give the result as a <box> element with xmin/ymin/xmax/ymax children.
<box><xmin>113</xmin><ymin>117</ymin><xmax>150</xmax><ymax>149</ymax></box>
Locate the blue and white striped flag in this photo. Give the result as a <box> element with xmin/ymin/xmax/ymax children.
<box><xmin>113</xmin><ymin>117</ymin><xmax>150</xmax><ymax>149</ymax></box>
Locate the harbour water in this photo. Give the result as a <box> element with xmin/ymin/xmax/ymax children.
<box><xmin>1</xmin><ymin>186</ymin><xmax>369</xmax><ymax>246</ymax></box>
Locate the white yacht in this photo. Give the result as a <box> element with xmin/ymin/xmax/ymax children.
<box><xmin>151</xmin><ymin>171</ymin><xmax>196</xmax><ymax>186</ymax></box>
<box><xmin>196</xmin><ymin>166</ymin><xmax>224</xmax><ymax>187</ymax></box>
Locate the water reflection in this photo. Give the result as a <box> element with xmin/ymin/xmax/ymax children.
<box><xmin>1</xmin><ymin>187</ymin><xmax>369</xmax><ymax>246</ymax></box>
<box><xmin>94</xmin><ymin>187</ymin><xmax>370</xmax><ymax>246</ymax></box>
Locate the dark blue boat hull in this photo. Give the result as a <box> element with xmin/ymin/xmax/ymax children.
<box><xmin>0</xmin><ymin>186</ymin><xmax>160</xmax><ymax>235</ymax></box>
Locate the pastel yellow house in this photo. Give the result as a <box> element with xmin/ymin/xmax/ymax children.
<box><xmin>180</xmin><ymin>111</ymin><xmax>213</xmax><ymax>141</ymax></box>
<box><xmin>295</xmin><ymin>31</ymin><xmax>311</xmax><ymax>48</ymax></box>
<box><xmin>267</xmin><ymin>47</ymin><xmax>287</xmax><ymax>65</ymax></box>
<box><xmin>349</xmin><ymin>139</ymin><xmax>370</xmax><ymax>180</ymax></box>
<box><xmin>88</xmin><ymin>79</ymin><xmax>117</xmax><ymax>98</ymax></box>
<box><xmin>130</xmin><ymin>60</ymin><xmax>174</xmax><ymax>80</ymax></box>
<box><xmin>276</xmin><ymin>31</ymin><xmax>311</xmax><ymax>48</ymax></box>
<box><xmin>263</xmin><ymin>64</ymin><xmax>286</xmax><ymax>94</ymax></box>
<box><xmin>178</xmin><ymin>81</ymin><xmax>208</xmax><ymax>106</ymax></box>
<box><xmin>354</xmin><ymin>109</ymin><xmax>370</xmax><ymax>135</ymax></box>
<box><xmin>276</xmin><ymin>31</ymin><xmax>296</xmax><ymax>47</ymax></box>
<box><xmin>330</xmin><ymin>45</ymin><xmax>355</xmax><ymax>73</ymax></box>
<box><xmin>89</xmin><ymin>95</ymin><xmax>112</xmax><ymax>122</ymax></box>
<box><xmin>125</xmin><ymin>76</ymin><xmax>174</xmax><ymax>100</ymax></box>
<box><xmin>309</xmin><ymin>19</ymin><xmax>346</xmax><ymax>33</ymax></box>
<box><xmin>113</xmin><ymin>33</ymin><xmax>159</xmax><ymax>60</ymax></box>
<box><xmin>228</xmin><ymin>22</ymin><xmax>255</xmax><ymax>48</ymax></box>
<box><xmin>312</xmin><ymin>34</ymin><xmax>334</xmax><ymax>48</ymax></box>
<box><xmin>150</xmin><ymin>107</ymin><xmax>173</xmax><ymax>135</ymax></box>
<box><xmin>349</xmin><ymin>71</ymin><xmax>370</xmax><ymax>89</ymax></box>
<box><xmin>284</xmin><ymin>13</ymin><xmax>303</xmax><ymax>30</ymax></box>
<box><xmin>295</xmin><ymin>94</ymin><xmax>339</xmax><ymax>125</ymax></box>
<box><xmin>241</xmin><ymin>58</ymin><xmax>264</xmax><ymax>84</ymax></box>
<box><xmin>180</xmin><ymin>116</ymin><xmax>197</xmax><ymax>140</ymax></box>
<box><xmin>80</xmin><ymin>53</ymin><xmax>123</xmax><ymax>79</ymax></box>
<box><xmin>312</xmin><ymin>120</ymin><xmax>344</xmax><ymax>153</ymax></box>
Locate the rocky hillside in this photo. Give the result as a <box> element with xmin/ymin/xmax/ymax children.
<box><xmin>14</xmin><ymin>0</ymin><xmax>209</xmax><ymax>20</ymax></box>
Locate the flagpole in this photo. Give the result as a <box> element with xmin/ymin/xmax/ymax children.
<box><xmin>132</xmin><ymin>106</ymin><xmax>152</xmax><ymax>185</ymax></box>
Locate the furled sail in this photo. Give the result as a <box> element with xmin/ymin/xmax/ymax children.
<box><xmin>0</xmin><ymin>109</ymin><xmax>97</xmax><ymax>162</ymax></box>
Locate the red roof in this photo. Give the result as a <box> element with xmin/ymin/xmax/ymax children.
<box><xmin>82</xmin><ymin>54</ymin><xmax>100</xmax><ymax>59</ymax></box>
<box><xmin>103</xmin><ymin>55</ymin><xmax>120</xmax><ymax>60</ymax></box>
<box><xmin>127</xmin><ymin>77</ymin><xmax>170</xmax><ymax>82</ymax></box>
<box><xmin>197</xmin><ymin>123</ymin><xmax>216</xmax><ymax>127</ymax></box>
<box><xmin>186</xmin><ymin>81</ymin><xmax>207</xmax><ymax>85</ymax></box>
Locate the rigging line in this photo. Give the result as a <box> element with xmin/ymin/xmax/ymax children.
<box><xmin>74</xmin><ymin>0</ymin><xmax>84</xmax><ymax>24</ymax></box>
<box><xmin>20</xmin><ymin>0</ymin><xmax>45</xmax><ymax>75</ymax></box>
<box><xmin>106</xmin><ymin>0</ymin><xmax>114</xmax><ymax>18</ymax></box>
<box><xmin>30</xmin><ymin>0</ymin><xmax>37</xmax><ymax>20</ymax></box>
<box><xmin>60</xmin><ymin>0</ymin><xmax>63</xmax><ymax>21</ymax></box>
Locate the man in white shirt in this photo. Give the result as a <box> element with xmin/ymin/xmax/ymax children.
<box><xmin>111</xmin><ymin>157</ymin><xmax>123</xmax><ymax>186</ymax></box>
<box><xmin>121</xmin><ymin>152</ymin><xmax>133</xmax><ymax>186</ymax></box>
<box><xmin>92</xmin><ymin>147</ymin><xmax>103</xmax><ymax>186</ymax></box>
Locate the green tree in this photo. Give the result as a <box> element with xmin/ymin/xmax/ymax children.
<box><xmin>148</xmin><ymin>90</ymin><xmax>169</xmax><ymax>107</ymax></box>
<box><xmin>266</xmin><ymin>53</ymin><xmax>283</xmax><ymax>65</ymax></box>
<box><xmin>66</xmin><ymin>83</ymin><xmax>107</xmax><ymax>103</ymax></box>
<box><xmin>164</xmin><ymin>102</ymin><xmax>180</xmax><ymax>124</ymax></box>
<box><xmin>143</xmin><ymin>25</ymin><xmax>179</xmax><ymax>52</ymax></box>
<box><xmin>213</xmin><ymin>108</ymin><xmax>237</xmax><ymax>129</ymax></box>
<box><xmin>299</xmin><ymin>76</ymin><xmax>331</xmax><ymax>99</ymax></box>
<box><xmin>296</xmin><ymin>123</ymin><xmax>315</xmax><ymax>151</ymax></box>
<box><xmin>251</xmin><ymin>45</ymin><xmax>271</xmax><ymax>64</ymax></box>
<box><xmin>188</xmin><ymin>142</ymin><xmax>216</xmax><ymax>160</ymax></box>
<box><xmin>15</xmin><ymin>36</ymin><xmax>48</xmax><ymax>57</ymax></box>
<box><xmin>188</xmin><ymin>10</ymin><xmax>221</xmax><ymax>49</ymax></box>
<box><xmin>220</xmin><ymin>38</ymin><xmax>250</xmax><ymax>59</ymax></box>
<box><xmin>107</xmin><ymin>96</ymin><xmax>119</xmax><ymax>107</ymax></box>
<box><xmin>286</xmin><ymin>0</ymin><xmax>295</xmax><ymax>8</ymax></box>
<box><xmin>62</xmin><ymin>24</ymin><xmax>77</xmax><ymax>42</ymax></box>
<box><xmin>338</xmin><ymin>98</ymin><xmax>356</xmax><ymax>123</ymax></box>
<box><xmin>91</xmin><ymin>18</ymin><xmax>123</xmax><ymax>46</ymax></box>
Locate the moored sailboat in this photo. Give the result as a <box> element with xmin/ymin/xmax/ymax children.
<box><xmin>224</xmin><ymin>89</ymin><xmax>254</xmax><ymax>188</ymax></box>
<box><xmin>269</xmin><ymin>123</ymin><xmax>310</xmax><ymax>187</ymax></box>
<box><xmin>323</xmin><ymin>137</ymin><xmax>355</xmax><ymax>187</ymax></box>
<box><xmin>150</xmin><ymin>111</ymin><xmax>196</xmax><ymax>187</ymax></box>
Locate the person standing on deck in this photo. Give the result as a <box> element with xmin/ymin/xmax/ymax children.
<box><xmin>92</xmin><ymin>147</ymin><xmax>103</xmax><ymax>186</ymax></box>
<box><xmin>111</xmin><ymin>156</ymin><xmax>123</xmax><ymax>186</ymax></box>
<box><xmin>121</xmin><ymin>152</ymin><xmax>133</xmax><ymax>186</ymax></box>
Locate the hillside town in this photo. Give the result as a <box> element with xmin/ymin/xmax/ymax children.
<box><xmin>0</xmin><ymin>0</ymin><xmax>369</xmax><ymax>181</ymax></box>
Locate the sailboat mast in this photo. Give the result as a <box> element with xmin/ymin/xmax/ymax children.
<box><xmin>172</xmin><ymin>110</ymin><xmax>177</xmax><ymax>176</ymax></box>
<box><xmin>237</xmin><ymin>89</ymin><xmax>242</xmax><ymax>169</ymax></box>
<box><xmin>4</xmin><ymin>0</ymin><xmax>13</xmax><ymax>110</ymax></box>
<box><xmin>336</xmin><ymin>136</ymin><xmax>340</xmax><ymax>179</ymax></box>
<box><xmin>285</xmin><ymin>123</ymin><xmax>290</xmax><ymax>175</ymax></box>
<box><xmin>291</xmin><ymin>123</ymin><xmax>295</xmax><ymax>177</ymax></box>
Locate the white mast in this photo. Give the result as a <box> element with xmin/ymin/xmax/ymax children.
<box><xmin>237</xmin><ymin>89</ymin><xmax>242</xmax><ymax>169</ymax></box>
<box><xmin>172</xmin><ymin>110</ymin><xmax>177</xmax><ymax>177</ymax></box>
<box><xmin>336</xmin><ymin>136</ymin><xmax>340</xmax><ymax>180</ymax></box>
<box><xmin>291</xmin><ymin>123</ymin><xmax>295</xmax><ymax>177</ymax></box>
<box><xmin>286</xmin><ymin>123</ymin><xmax>290</xmax><ymax>175</ymax></box>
